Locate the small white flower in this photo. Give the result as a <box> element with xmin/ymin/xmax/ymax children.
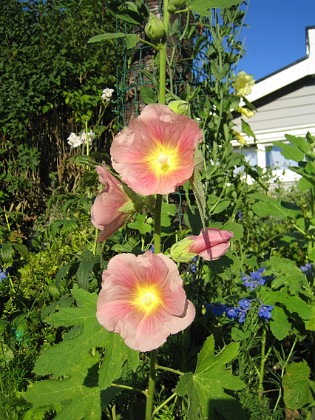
<box><xmin>80</xmin><ymin>130</ymin><xmax>95</xmax><ymax>144</ymax></box>
<box><xmin>67</xmin><ymin>132</ymin><xmax>83</xmax><ymax>148</ymax></box>
<box><xmin>101</xmin><ymin>88</ymin><xmax>114</xmax><ymax>102</ymax></box>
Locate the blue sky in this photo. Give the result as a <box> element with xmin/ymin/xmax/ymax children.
<box><xmin>237</xmin><ymin>0</ymin><xmax>315</xmax><ymax>81</ymax></box>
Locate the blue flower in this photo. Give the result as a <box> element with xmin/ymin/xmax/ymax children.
<box><xmin>149</xmin><ymin>244</ymin><xmax>155</xmax><ymax>253</ymax></box>
<box><xmin>238</xmin><ymin>298</ymin><xmax>252</xmax><ymax>310</ymax></box>
<box><xmin>300</xmin><ymin>263</ymin><xmax>313</xmax><ymax>276</ymax></box>
<box><xmin>205</xmin><ymin>302</ymin><xmax>227</xmax><ymax>317</ymax></box>
<box><xmin>242</xmin><ymin>267</ymin><xmax>267</xmax><ymax>290</ymax></box>
<box><xmin>190</xmin><ymin>256</ymin><xmax>198</xmax><ymax>274</ymax></box>
<box><xmin>237</xmin><ymin>211</ymin><xmax>243</xmax><ymax>221</ymax></box>
<box><xmin>226</xmin><ymin>307</ymin><xmax>247</xmax><ymax>323</ymax></box>
<box><xmin>258</xmin><ymin>305</ymin><xmax>273</xmax><ymax>320</ymax></box>
<box><xmin>0</xmin><ymin>269</ymin><xmax>8</xmax><ymax>282</ymax></box>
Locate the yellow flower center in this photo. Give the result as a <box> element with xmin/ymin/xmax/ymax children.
<box><xmin>146</xmin><ymin>143</ymin><xmax>179</xmax><ymax>176</ymax></box>
<box><xmin>133</xmin><ymin>285</ymin><xmax>162</xmax><ymax>315</ymax></box>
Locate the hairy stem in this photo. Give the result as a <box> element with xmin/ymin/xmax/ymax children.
<box><xmin>145</xmin><ymin>349</ymin><xmax>158</xmax><ymax>420</ymax></box>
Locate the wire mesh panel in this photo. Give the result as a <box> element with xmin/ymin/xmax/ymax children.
<box><xmin>115</xmin><ymin>0</ymin><xmax>195</xmax><ymax>127</ymax></box>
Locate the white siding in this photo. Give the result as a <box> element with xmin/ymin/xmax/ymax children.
<box><xmin>234</xmin><ymin>78</ymin><xmax>315</xmax><ymax>133</ymax></box>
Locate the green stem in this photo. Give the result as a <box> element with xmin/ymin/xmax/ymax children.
<box><xmin>145</xmin><ymin>349</ymin><xmax>157</xmax><ymax>420</ymax></box>
<box><xmin>156</xmin><ymin>364</ymin><xmax>183</xmax><ymax>376</ymax></box>
<box><xmin>85</xmin><ymin>120</ymin><xmax>89</xmax><ymax>157</ymax></box>
<box><xmin>273</xmin><ymin>337</ymin><xmax>298</xmax><ymax>413</ymax></box>
<box><xmin>111</xmin><ymin>383</ymin><xmax>146</xmax><ymax>396</ymax></box>
<box><xmin>154</xmin><ymin>194</ymin><xmax>163</xmax><ymax>254</ymax></box>
<box><xmin>159</xmin><ymin>0</ymin><xmax>169</xmax><ymax>105</ymax></box>
<box><xmin>258</xmin><ymin>326</ymin><xmax>271</xmax><ymax>401</ymax></box>
<box><xmin>152</xmin><ymin>392</ymin><xmax>177</xmax><ymax>417</ymax></box>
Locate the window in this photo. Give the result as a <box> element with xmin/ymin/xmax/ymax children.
<box><xmin>265</xmin><ymin>145</ymin><xmax>296</xmax><ymax>170</ymax></box>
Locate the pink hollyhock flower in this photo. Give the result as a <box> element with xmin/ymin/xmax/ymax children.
<box><xmin>91</xmin><ymin>166</ymin><xmax>141</xmax><ymax>242</ymax></box>
<box><xmin>110</xmin><ymin>104</ymin><xmax>203</xmax><ymax>195</ymax></box>
<box><xmin>96</xmin><ymin>252</ymin><xmax>195</xmax><ymax>352</ymax></box>
<box><xmin>171</xmin><ymin>228</ymin><xmax>233</xmax><ymax>262</ymax></box>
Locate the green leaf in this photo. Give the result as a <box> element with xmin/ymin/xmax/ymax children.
<box><xmin>190</xmin><ymin>149</ymin><xmax>206</xmax><ymax>226</ymax></box>
<box><xmin>305</xmin><ymin>304</ymin><xmax>315</xmax><ymax>331</ymax></box>
<box><xmin>275</xmin><ymin>142</ymin><xmax>304</xmax><ymax>162</ymax></box>
<box><xmin>188</xmin><ymin>0</ymin><xmax>243</xmax><ymax>16</ymax></box>
<box><xmin>24</xmin><ymin>352</ymin><xmax>102</xmax><ymax>418</ymax></box>
<box><xmin>176</xmin><ymin>335</ymin><xmax>245</xmax><ymax>419</ymax></box>
<box><xmin>140</xmin><ymin>86</ymin><xmax>157</xmax><ymax>104</ymax></box>
<box><xmin>265</xmin><ymin>256</ymin><xmax>310</xmax><ymax>296</ymax></box>
<box><xmin>161</xmin><ymin>201</ymin><xmax>177</xmax><ymax>228</ymax></box>
<box><xmin>283</xmin><ymin>361</ymin><xmax>313</xmax><ymax>409</ymax></box>
<box><xmin>88</xmin><ymin>32</ymin><xmax>130</xmax><ymax>42</ymax></box>
<box><xmin>241</xmin><ymin>119</ymin><xmax>256</xmax><ymax>140</ymax></box>
<box><xmin>34</xmin><ymin>287</ymin><xmax>137</xmax><ymax>379</ymax></box>
<box><xmin>24</xmin><ymin>286</ymin><xmax>140</xmax><ymax>418</ymax></box>
<box><xmin>252</xmin><ymin>201</ymin><xmax>284</xmax><ymax>219</ymax></box>
<box><xmin>269</xmin><ymin>306</ymin><xmax>291</xmax><ymax>340</ymax></box>
<box><xmin>128</xmin><ymin>213</ymin><xmax>152</xmax><ymax>234</ymax></box>
<box><xmin>88</xmin><ymin>32</ymin><xmax>138</xmax><ymax>49</ymax></box>
<box><xmin>76</xmin><ymin>249</ymin><xmax>96</xmax><ymax>289</ymax></box>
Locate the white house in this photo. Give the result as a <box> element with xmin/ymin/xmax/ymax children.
<box><xmin>233</xmin><ymin>26</ymin><xmax>315</xmax><ymax>184</ymax></box>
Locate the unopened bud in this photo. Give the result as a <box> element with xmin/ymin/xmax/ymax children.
<box><xmin>238</xmin><ymin>106</ymin><xmax>255</xmax><ymax>118</ymax></box>
<box><xmin>168</xmin><ymin>100</ymin><xmax>190</xmax><ymax>115</ymax></box>
<box><xmin>170</xmin><ymin>239</ymin><xmax>197</xmax><ymax>263</ymax></box>
<box><xmin>233</xmin><ymin>131</ymin><xmax>247</xmax><ymax>146</ymax></box>
<box><xmin>169</xmin><ymin>0</ymin><xmax>186</xmax><ymax>11</ymax></box>
<box><xmin>145</xmin><ymin>13</ymin><xmax>166</xmax><ymax>44</ymax></box>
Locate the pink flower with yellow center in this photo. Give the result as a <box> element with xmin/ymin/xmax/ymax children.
<box><xmin>91</xmin><ymin>166</ymin><xmax>141</xmax><ymax>242</ymax></box>
<box><xmin>96</xmin><ymin>252</ymin><xmax>195</xmax><ymax>352</ymax></box>
<box><xmin>110</xmin><ymin>104</ymin><xmax>203</xmax><ymax>196</ymax></box>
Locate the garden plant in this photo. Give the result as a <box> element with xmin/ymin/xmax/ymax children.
<box><xmin>0</xmin><ymin>0</ymin><xmax>314</xmax><ymax>419</ymax></box>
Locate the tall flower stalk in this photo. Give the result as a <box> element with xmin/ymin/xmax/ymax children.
<box><xmin>147</xmin><ymin>1</ymin><xmax>169</xmax><ymax>416</ymax></box>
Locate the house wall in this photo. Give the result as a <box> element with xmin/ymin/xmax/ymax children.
<box><xmin>234</xmin><ymin>77</ymin><xmax>315</xmax><ymax>134</ymax></box>
<box><xmin>232</xmin><ymin>77</ymin><xmax>315</xmax><ymax>184</ymax></box>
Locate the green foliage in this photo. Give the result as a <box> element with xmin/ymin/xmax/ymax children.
<box><xmin>282</xmin><ymin>361</ymin><xmax>315</xmax><ymax>410</ymax></box>
<box><xmin>176</xmin><ymin>335</ymin><xmax>245</xmax><ymax>419</ymax></box>
<box><xmin>23</xmin><ymin>286</ymin><xmax>139</xmax><ymax>418</ymax></box>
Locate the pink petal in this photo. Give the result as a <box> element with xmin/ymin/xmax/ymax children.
<box><xmin>110</xmin><ymin>104</ymin><xmax>203</xmax><ymax>195</ymax></box>
<box><xmin>188</xmin><ymin>228</ymin><xmax>233</xmax><ymax>260</ymax></box>
<box><xmin>96</xmin><ymin>252</ymin><xmax>196</xmax><ymax>352</ymax></box>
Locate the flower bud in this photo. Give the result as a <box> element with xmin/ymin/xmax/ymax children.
<box><xmin>238</xmin><ymin>106</ymin><xmax>255</xmax><ymax>118</ymax></box>
<box><xmin>145</xmin><ymin>13</ymin><xmax>166</xmax><ymax>44</ymax></box>
<box><xmin>168</xmin><ymin>0</ymin><xmax>186</xmax><ymax>11</ymax></box>
<box><xmin>171</xmin><ymin>228</ymin><xmax>233</xmax><ymax>263</ymax></box>
<box><xmin>170</xmin><ymin>239</ymin><xmax>197</xmax><ymax>263</ymax></box>
<box><xmin>233</xmin><ymin>131</ymin><xmax>247</xmax><ymax>146</ymax></box>
<box><xmin>168</xmin><ymin>100</ymin><xmax>190</xmax><ymax>115</ymax></box>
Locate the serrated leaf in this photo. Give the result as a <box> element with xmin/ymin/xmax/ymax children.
<box><xmin>188</xmin><ymin>0</ymin><xmax>242</xmax><ymax>16</ymax></box>
<box><xmin>176</xmin><ymin>335</ymin><xmax>245</xmax><ymax>419</ymax></box>
<box><xmin>34</xmin><ymin>286</ymin><xmax>139</xmax><ymax>380</ymax></box>
<box><xmin>128</xmin><ymin>213</ymin><xmax>152</xmax><ymax>234</ymax></box>
<box><xmin>283</xmin><ymin>361</ymin><xmax>313</xmax><ymax>409</ymax></box>
<box><xmin>161</xmin><ymin>201</ymin><xmax>177</xmax><ymax>228</ymax></box>
<box><xmin>24</xmin><ymin>287</ymin><xmax>139</xmax><ymax>418</ymax></box>
<box><xmin>269</xmin><ymin>306</ymin><xmax>291</xmax><ymax>340</ymax></box>
<box><xmin>76</xmin><ymin>249</ymin><xmax>97</xmax><ymax>289</ymax></box>
<box><xmin>305</xmin><ymin>304</ymin><xmax>315</xmax><ymax>331</ymax></box>
<box><xmin>99</xmin><ymin>332</ymin><xmax>139</xmax><ymax>389</ymax></box>
<box><xmin>24</xmin><ymin>352</ymin><xmax>101</xmax><ymax>416</ymax></box>
<box><xmin>140</xmin><ymin>86</ymin><xmax>157</xmax><ymax>104</ymax></box>
<box><xmin>265</xmin><ymin>256</ymin><xmax>310</xmax><ymax>296</ymax></box>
